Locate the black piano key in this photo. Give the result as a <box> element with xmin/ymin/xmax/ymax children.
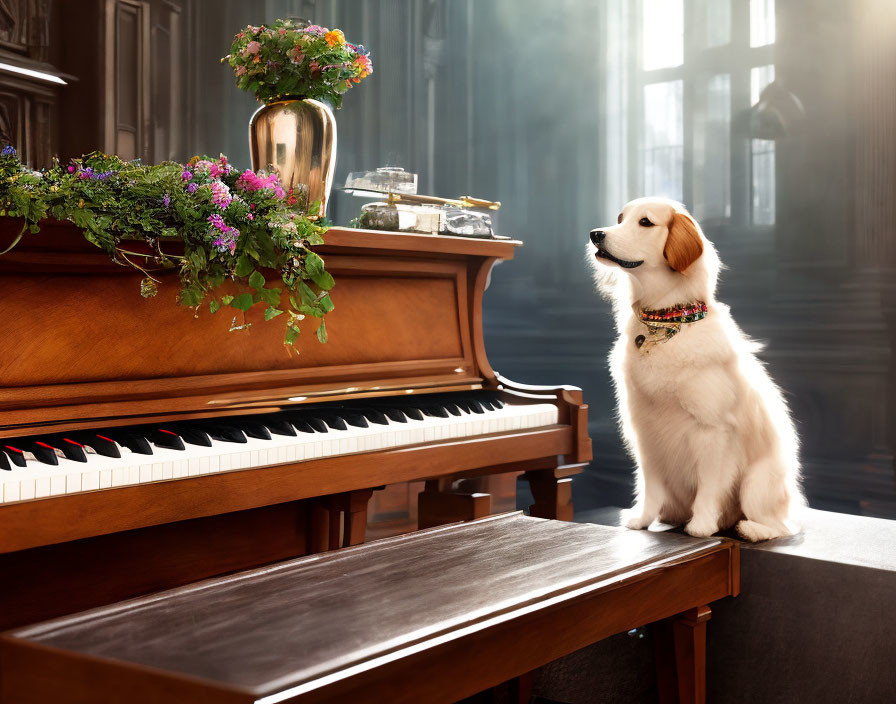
<box><xmin>196</xmin><ymin>423</ymin><xmax>247</xmax><ymax>444</ymax></box>
<box><xmin>170</xmin><ymin>426</ymin><xmax>213</xmax><ymax>447</ymax></box>
<box><xmin>232</xmin><ymin>419</ymin><xmax>271</xmax><ymax>441</ymax></box>
<box><xmin>283</xmin><ymin>412</ymin><xmax>329</xmax><ymax>433</ymax></box>
<box><xmin>3</xmin><ymin>445</ymin><xmax>26</xmax><ymax>467</ymax></box>
<box><xmin>439</xmin><ymin>400</ymin><xmax>463</xmax><ymax>417</ymax></box>
<box><xmin>71</xmin><ymin>432</ymin><xmax>121</xmax><ymax>458</ymax></box>
<box><xmin>289</xmin><ymin>418</ymin><xmax>320</xmax><ymax>434</ymax></box>
<box><xmin>378</xmin><ymin>406</ymin><xmax>407</xmax><ymax>423</ymax></box>
<box><xmin>108</xmin><ymin>430</ymin><xmax>152</xmax><ymax>455</ymax></box>
<box><xmin>318</xmin><ymin>412</ymin><xmax>357</xmax><ymax>430</ymax></box>
<box><xmin>339</xmin><ymin>407</ymin><xmax>389</xmax><ymax>426</ymax></box>
<box><xmin>105</xmin><ymin>430</ymin><xmax>154</xmax><ymax>456</ymax></box>
<box><xmin>365</xmin><ymin>398</ymin><xmax>420</xmax><ymax>421</ymax></box>
<box><xmin>447</xmin><ymin>397</ymin><xmax>473</xmax><ymax>414</ymax></box>
<box><xmin>256</xmin><ymin>416</ymin><xmax>296</xmax><ymax>437</ymax></box>
<box><xmin>22</xmin><ymin>441</ymin><xmax>59</xmax><ymax>465</ymax></box>
<box><xmin>0</xmin><ymin>451</ymin><xmax>10</xmax><ymax>471</ymax></box>
<box><xmin>419</xmin><ymin>404</ymin><xmax>449</xmax><ymax>419</ymax></box>
<box><xmin>476</xmin><ymin>397</ymin><xmax>496</xmax><ymax>411</ymax></box>
<box><xmin>147</xmin><ymin>428</ymin><xmax>186</xmax><ymax>451</ymax></box>
<box><xmin>464</xmin><ymin>398</ymin><xmax>485</xmax><ymax>414</ymax></box>
<box><xmin>58</xmin><ymin>437</ymin><xmax>88</xmax><ymax>463</ymax></box>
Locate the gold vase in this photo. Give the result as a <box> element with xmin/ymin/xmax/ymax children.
<box><xmin>248</xmin><ymin>98</ymin><xmax>337</xmax><ymax>218</ymax></box>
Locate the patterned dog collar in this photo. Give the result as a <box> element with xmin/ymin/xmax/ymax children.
<box><xmin>634</xmin><ymin>301</ymin><xmax>708</xmax><ymax>351</ymax></box>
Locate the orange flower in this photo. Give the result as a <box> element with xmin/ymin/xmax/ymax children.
<box><xmin>324</xmin><ymin>29</ymin><xmax>345</xmax><ymax>47</ymax></box>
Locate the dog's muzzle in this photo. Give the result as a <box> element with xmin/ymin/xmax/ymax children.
<box><xmin>589</xmin><ymin>229</ymin><xmax>644</xmax><ymax>269</ymax></box>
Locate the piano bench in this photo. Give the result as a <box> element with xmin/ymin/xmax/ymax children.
<box><xmin>0</xmin><ymin>513</ymin><xmax>739</xmax><ymax>704</ymax></box>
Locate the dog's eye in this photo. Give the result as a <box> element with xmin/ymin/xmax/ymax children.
<box><xmin>639</xmin><ymin>217</ymin><xmax>654</xmax><ymax>227</ymax></box>
<box><xmin>617</xmin><ymin>213</ymin><xmax>623</xmax><ymax>224</ymax></box>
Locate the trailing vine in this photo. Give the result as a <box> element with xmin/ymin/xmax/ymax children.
<box><xmin>0</xmin><ymin>147</ymin><xmax>333</xmax><ymax>347</ymax></box>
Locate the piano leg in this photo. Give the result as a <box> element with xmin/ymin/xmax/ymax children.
<box><xmin>525</xmin><ymin>465</ymin><xmax>579</xmax><ymax>521</ymax></box>
<box><xmin>417</xmin><ymin>478</ymin><xmax>491</xmax><ymax>529</ymax></box>
<box><xmin>307</xmin><ymin>489</ymin><xmax>376</xmax><ymax>553</ymax></box>
<box><xmin>654</xmin><ymin>605</ymin><xmax>712</xmax><ymax>704</ymax></box>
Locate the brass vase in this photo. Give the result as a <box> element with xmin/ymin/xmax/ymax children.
<box><xmin>248</xmin><ymin>98</ymin><xmax>337</xmax><ymax>218</ymax></box>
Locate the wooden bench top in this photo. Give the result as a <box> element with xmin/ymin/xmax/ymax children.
<box><xmin>0</xmin><ymin>513</ymin><xmax>739</xmax><ymax>704</ymax></box>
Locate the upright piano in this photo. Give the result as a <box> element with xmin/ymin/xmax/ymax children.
<box><xmin>0</xmin><ymin>222</ymin><xmax>591</xmax><ymax>631</ymax></box>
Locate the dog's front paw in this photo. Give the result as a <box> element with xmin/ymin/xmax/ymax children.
<box><xmin>684</xmin><ymin>515</ymin><xmax>720</xmax><ymax>538</ymax></box>
<box><xmin>621</xmin><ymin>508</ymin><xmax>652</xmax><ymax>531</ymax></box>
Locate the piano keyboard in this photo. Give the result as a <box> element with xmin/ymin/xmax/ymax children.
<box><xmin>0</xmin><ymin>393</ymin><xmax>558</xmax><ymax>504</ymax></box>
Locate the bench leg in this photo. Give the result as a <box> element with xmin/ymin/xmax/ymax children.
<box><xmin>655</xmin><ymin>605</ymin><xmax>711</xmax><ymax>704</ymax></box>
<box><xmin>525</xmin><ymin>468</ymin><xmax>574</xmax><ymax>521</ymax></box>
<box><xmin>417</xmin><ymin>478</ymin><xmax>491</xmax><ymax>529</ymax></box>
<box><xmin>307</xmin><ymin>489</ymin><xmax>375</xmax><ymax>553</ymax></box>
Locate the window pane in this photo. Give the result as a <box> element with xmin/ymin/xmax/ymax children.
<box><xmin>693</xmin><ymin>74</ymin><xmax>731</xmax><ymax>219</ymax></box>
<box><xmin>693</xmin><ymin>0</ymin><xmax>731</xmax><ymax>50</ymax></box>
<box><xmin>751</xmin><ymin>64</ymin><xmax>775</xmax><ymax>105</ymax></box>
<box><xmin>752</xmin><ymin>140</ymin><xmax>775</xmax><ymax>224</ymax></box>
<box><xmin>642</xmin><ymin>80</ymin><xmax>683</xmax><ymax>201</ymax></box>
<box><xmin>642</xmin><ymin>0</ymin><xmax>683</xmax><ymax>70</ymax></box>
<box><xmin>750</xmin><ymin>0</ymin><xmax>775</xmax><ymax>47</ymax></box>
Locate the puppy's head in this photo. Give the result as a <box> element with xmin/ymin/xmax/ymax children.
<box><xmin>588</xmin><ymin>198</ymin><xmax>718</xmax><ymax>307</ymax></box>
<box><xmin>590</xmin><ymin>197</ymin><xmax>703</xmax><ymax>273</ymax></box>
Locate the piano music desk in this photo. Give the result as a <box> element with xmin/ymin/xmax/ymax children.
<box><xmin>0</xmin><ymin>513</ymin><xmax>740</xmax><ymax>704</ymax></box>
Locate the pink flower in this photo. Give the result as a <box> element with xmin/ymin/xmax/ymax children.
<box><xmin>210</xmin><ymin>180</ymin><xmax>232</xmax><ymax>209</ymax></box>
<box><xmin>244</xmin><ymin>41</ymin><xmax>261</xmax><ymax>56</ymax></box>
<box><xmin>235</xmin><ymin>65</ymin><xmax>247</xmax><ymax>76</ymax></box>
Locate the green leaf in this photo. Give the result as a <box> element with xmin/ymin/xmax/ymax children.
<box><xmin>221</xmin><ymin>294</ymin><xmax>234</xmax><ymax>306</ymax></box>
<box><xmin>305</xmin><ymin>251</ymin><xmax>325</xmax><ymax>276</ymax></box>
<box><xmin>248</xmin><ymin>270</ymin><xmax>266</xmax><ymax>290</ymax></box>
<box><xmin>235</xmin><ymin>255</ymin><xmax>254</xmax><ymax>277</ymax></box>
<box><xmin>180</xmin><ymin>286</ymin><xmax>203</xmax><ymax>307</ymax></box>
<box><xmin>285</xmin><ymin>325</ymin><xmax>300</xmax><ymax>345</ymax></box>
<box><xmin>230</xmin><ymin>293</ymin><xmax>255</xmax><ymax>311</ymax></box>
<box><xmin>310</xmin><ymin>269</ymin><xmax>335</xmax><ymax>290</ymax></box>
<box><xmin>264</xmin><ymin>306</ymin><xmax>284</xmax><ymax>321</ymax></box>
<box><xmin>210</xmin><ymin>300</ymin><xmax>220</xmax><ymax>314</ymax></box>
<box><xmin>315</xmin><ymin>319</ymin><xmax>328</xmax><ymax>344</ymax></box>
<box><xmin>258</xmin><ymin>286</ymin><xmax>281</xmax><ymax>306</ymax></box>
<box><xmin>318</xmin><ymin>294</ymin><xmax>334</xmax><ymax>313</ymax></box>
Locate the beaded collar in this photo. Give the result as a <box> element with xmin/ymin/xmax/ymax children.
<box><xmin>634</xmin><ymin>301</ymin><xmax>708</xmax><ymax>352</ymax></box>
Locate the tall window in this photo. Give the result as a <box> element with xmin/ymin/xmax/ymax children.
<box><xmin>608</xmin><ymin>0</ymin><xmax>777</xmax><ymax>225</ymax></box>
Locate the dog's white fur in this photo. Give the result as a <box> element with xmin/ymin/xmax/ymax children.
<box><xmin>589</xmin><ymin>197</ymin><xmax>804</xmax><ymax>542</ymax></box>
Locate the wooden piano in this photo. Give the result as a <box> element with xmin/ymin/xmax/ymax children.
<box><xmin>0</xmin><ymin>222</ymin><xmax>591</xmax><ymax>631</ymax></box>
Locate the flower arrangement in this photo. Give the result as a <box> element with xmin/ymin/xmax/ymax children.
<box><xmin>222</xmin><ymin>18</ymin><xmax>372</xmax><ymax>107</ymax></box>
<box><xmin>0</xmin><ymin>147</ymin><xmax>333</xmax><ymax>347</ymax></box>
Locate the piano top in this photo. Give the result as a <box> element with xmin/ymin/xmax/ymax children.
<box><xmin>0</xmin><ymin>222</ymin><xmax>522</xmax><ymax>436</ymax></box>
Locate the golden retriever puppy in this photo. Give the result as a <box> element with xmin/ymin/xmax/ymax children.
<box><xmin>589</xmin><ymin>197</ymin><xmax>804</xmax><ymax>541</ymax></box>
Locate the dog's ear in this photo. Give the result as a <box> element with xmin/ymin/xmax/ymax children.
<box><xmin>664</xmin><ymin>211</ymin><xmax>704</xmax><ymax>272</ymax></box>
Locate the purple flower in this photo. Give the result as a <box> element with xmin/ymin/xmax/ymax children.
<box><xmin>181</xmin><ymin>169</ymin><xmax>193</xmax><ymax>181</ymax></box>
<box><xmin>162</xmin><ymin>193</ymin><xmax>171</xmax><ymax>207</ymax></box>
<box><xmin>1</xmin><ymin>144</ymin><xmax>16</xmax><ymax>156</ymax></box>
<box><xmin>67</xmin><ymin>164</ymin><xmax>76</xmax><ymax>173</ymax></box>
<box><xmin>187</xmin><ymin>182</ymin><xmax>198</xmax><ymax>193</ymax></box>
<box><xmin>78</xmin><ymin>167</ymin><xmax>94</xmax><ymax>180</ymax></box>
<box><xmin>207</xmin><ymin>213</ymin><xmax>226</xmax><ymax>230</ymax></box>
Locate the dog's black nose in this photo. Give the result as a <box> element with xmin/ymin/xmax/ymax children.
<box><xmin>590</xmin><ymin>229</ymin><xmax>606</xmax><ymax>245</ymax></box>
